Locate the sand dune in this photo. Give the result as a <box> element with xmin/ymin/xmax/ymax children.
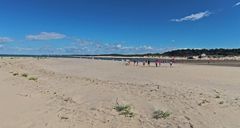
<box><xmin>0</xmin><ymin>57</ymin><xmax>240</xmax><ymax>128</ymax></box>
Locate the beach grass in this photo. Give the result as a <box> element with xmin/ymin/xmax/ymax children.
<box><xmin>152</xmin><ymin>110</ymin><xmax>171</xmax><ymax>119</ymax></box>
<box><xmin>28</xmin><ymin>77</ymin><xmax>38</xmax><ymax>81</ymax></box>
<box><xmin>114</xmin><ymin>104</ymin><xmax>134</xmax><ymax>117</ymax></box>
<box><xmin>21</xmin><ymin>73</ymin><xmax>28</xmax><ymax>77</ymax></box>
<box><xmin>13</xmin><ymin>72</ymin><xmax>19</xmax><ymax>76</ymax></box>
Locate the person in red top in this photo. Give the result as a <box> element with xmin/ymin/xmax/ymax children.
<box><xmin>143</xmin><ymin>60</ymin><xmax>146</xmax><ymax>66</ymax></box>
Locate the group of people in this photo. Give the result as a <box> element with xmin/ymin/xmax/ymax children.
<box><xmin>125</xmin><ymin>59</ymin><xmax>174</xmax><ymax>68</ymax></box>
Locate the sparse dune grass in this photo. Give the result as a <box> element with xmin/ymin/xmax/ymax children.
<box><xmin>28</xmin><ymin>77</ymin><xmax>38</xmax><ymax>82</ymax></box>
<box><xmin>152</xmin><ymin>110</ymin><xmax>171</xmax><ymax>119</ymax></box>
<box><xmin>219</xmin><ymin>101</ymin><xmax>224</xmax><ymax>104</ymax></box>
<box><xmin>21</xmin><ymin>73</ymin><xmax>28</xmax><ymax>77</ymax></box>
<box><xmin>12</xmin><ymin>72</ymin><xmax>19</xmax><ymax>76</ymax></box>
<box><xmin>114</xmin><ymin>104</ymin><xmax>134</xmax><ymax>117</ymax></box>
<box><xmin>10</xmin><ymin>71</ymin><xmax>38</xmax><ymax>82</ymax></box>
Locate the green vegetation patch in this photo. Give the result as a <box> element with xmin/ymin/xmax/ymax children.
<box><xmin>114</xmin><ymin>104</ymin><xmax>134</xmax><ymax>117</ymax></box>
<box><xmin>152</xmin><ymin>110</ymin><xmax>171</xmax><ymax>119</ymax></box>
<box><xmin>21</xmin><ymin>73</ymin><xmax>28</xmax><ymax>77</ymax></box>
<box><xmin>28</xmin><ymin>77</ymin><xmax>38</xmax><ymax>81</ymax></box>
<box><xmin>13</xmin><ymin>72</ymin><xmax>19</xmax><ymax>76</ymax></box>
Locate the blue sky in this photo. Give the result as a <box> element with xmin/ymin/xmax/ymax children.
<box><xmin>0</xmin><ymin>0</ymin><xmax>240</xmax><ymax>54</ymax></box>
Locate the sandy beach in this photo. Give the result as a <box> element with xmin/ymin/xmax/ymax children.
<box><xmin>0</xmin><ymin>57</ymin><xmax>240</xmax><ymax>128</ymax></box>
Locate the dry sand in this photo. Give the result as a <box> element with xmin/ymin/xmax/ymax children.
<box><xmin>0</xmin><ymin>57</ymin><xmax>240</xmax><ymax>128</ymax></box>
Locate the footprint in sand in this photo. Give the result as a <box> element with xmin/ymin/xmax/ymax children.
<box><xmin>198</xmin><ymin>99</ymin><xmax>210</xmax><ymax>106</ymax></box>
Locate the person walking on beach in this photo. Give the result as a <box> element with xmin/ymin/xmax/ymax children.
<box><xmin>133</xmin><ymin>60</ymin><xmax>136</xmax><ymax>66</ymax></box>
<box><xmin>125</xmin><ymin>59</ymin><xmax>130</xmax><ymax>66</ymax></box>
<box><xmin>169</xmin><ymin>61</ymin><xmax>173</xmax><ymax>68</ymax></box>
<box><xmin>147</xmin><ymin>60</ymin><xmax>150</xmax><ymax>66</ymax></box>
<box><xmin>143</xmin><ymin>60</ymin><xmax>146</xmax><ymax>66</ymax></box>
<box><xmin>158</xmin><ymin>59</ymin><xmax>161</xmax><ymax>67</ymax></box>
<box><xmin>155</xmin><ymin>60</ymin><xmax>158</xmax><ymax>67</ymax></box>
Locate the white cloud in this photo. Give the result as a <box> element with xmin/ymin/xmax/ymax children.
<box><xmin>0</xmin><ymin>36</ymin><xmax>163</xmax><ymax>54</ymax></box>
<box><xmin>234</xmin><ymin>2</ymin><xmax>240</xmax><ymax>7</ymax></box>
<box><xmin>74</xmin><ymin>39</ymin><xmax>94</xmax><ymax>46</ymax></box>
<box><xmin>171</xmin><ymin>11</ymin><xmax>212</xmax><ymax>22</ymax></box>
<box><xmin>0</xmin><ymin>37</ymin><xmax>14</xmax><ymax>43</ymax></box>
<box><xmin>65</xmin><ymin>38</ymin><xmax>163</xmax><ymax>54</ymax></box>
<box><xmin>26</xmin><ymin>32</ymin><xmax>66</xmax><ymax>41</ymax></box>
<box><xmin>142</xmin><ymin>45</ymin><xmax>153</xmax><ymax>50</ymax></box>
<box><xmin>116</xmin><ymin>44</ymin><xmax>122</xmax><ymax>49</ymax></box>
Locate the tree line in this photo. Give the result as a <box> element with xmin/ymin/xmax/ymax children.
<box><xmin>161</xmin><ymin>48</ymin><xmax>240</xmax><ymax>57</ymax></box>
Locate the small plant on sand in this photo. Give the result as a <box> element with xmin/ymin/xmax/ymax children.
<box><xmin>152</xmin><ymin>110</ymin><xmax>171</xmax><ymax>119</ymax></box>
<box><xmin>219</xmin><ymin>101</ymin><xmax>224</xmax><ymax>104</ymax></box>
<box><xmin>21</xmin><ymin>73</ymin><xmax>28</xmax><ymax>77</ymax></box>
<box><xmin>114</xmin><ymin>104</ymin><xmax>134</xmax><ymax>117</ymax></box>
<box><xmin>13</xmin><ymin>72</ymin><xmax>19</xmax><ymax>76</ymax></box>
<box><xmin>29</xmin><ymin>77</ymin><xmax>38</xmax><ymax>81</ymax></box>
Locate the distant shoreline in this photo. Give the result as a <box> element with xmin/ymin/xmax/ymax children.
<box><xmin>1</xmin><ymin>48</ymin><xmax>240</xmax><ymax>58</ymax></box>
<box><xmin>1</xmin><ymin>55</ymin><xmax>240</xmax><ymax>67</ymax></box>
